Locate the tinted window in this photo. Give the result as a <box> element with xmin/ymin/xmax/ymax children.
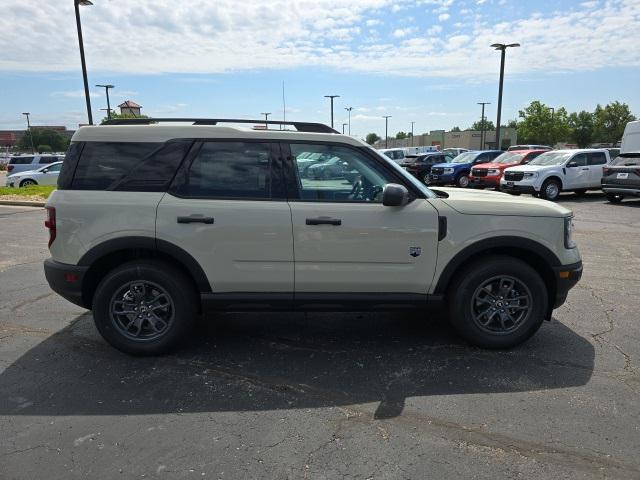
<box><xmin>72</xmin><ymin>142</ymin><xmax>159</xmax><ymax>190</ymax></box>
<box><xmin>177</xmin><ymin>142</ymin><xmax>272</xmax><ymax>199</ymax></box>
<box><xmin>290</xmin><ymin>144</ymin><xmax>395</xmax><ymax>202</ymax></box>
<box><xmin>588</xmin><ymin>152</ymin><xmax>607</xmax><ymax>165</ymax></box>
<box><xmin>570</xmin><ymin>153</ymin><xmax>588</xmax><ymax>167</ymax></box>
<box><xmin>38</xmin><ymin>156</ymin><xmax>57</xmax><ymax>164</ymax></box>
<box><xmin>57</xmin><ymin>143</ymin><xmax>83</xmax><ymax>190</ymax></box>
<box><xmin>9</xmin><ymin>157</ymin><xmax>34</xmax><ymax>165</ymax></box>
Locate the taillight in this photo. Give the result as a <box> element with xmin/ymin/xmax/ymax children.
<box><xmin>603</xmin><ymin>167</ymin><xmax>610</xmax><ymax>176</ymax></box>
<box><xmin>635</xmin><ymin>169</ymin><xmax>640</xmax><ymax>177</ymax></box>
<box><xmin>7</xmin><ymin>165</ymin><xmax>14</xmax><ymax>172</ymax></box>
<box><xmin>45</xmin><ymin>206</ymin><xmax>56</xmax><ymax>247</ymax></box>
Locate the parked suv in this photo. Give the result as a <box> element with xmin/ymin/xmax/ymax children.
<box><xmin>429</xmin><ymin>150</ymin><xmax>502</xmax><ymax>187</ymax></box>
<box><xmin>44</xmin><ymin>118</ymin><xmax>582</xmax><ymax>355</ymax></box>
<box><xmin>401</xmin><ymin>152</ymin><xmax>454</xmax><ymax>184</ymax></box>
<box><xmin>469</xmin><ymin>150</ymin><xmax>546</xmax><ymax>189</ymax></box>
<box><xmin>501</xmin><ymin>149</ymin><xmax>611</xmax><ymax>200</ymax></box>
<box><xmin>7</xmin><ymin>154</ymin><xmax>64</xmax><ymax>175</ymax></box>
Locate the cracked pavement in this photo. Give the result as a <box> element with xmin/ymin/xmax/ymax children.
<box><xmin>1</xmin><ymin>194</ymin><xmax>639</xmax><ymax>479</ymax></box>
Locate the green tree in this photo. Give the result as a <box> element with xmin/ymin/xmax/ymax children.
<box><xmin>17</xmin><ymin>129</ymin><xmax>69</xmax><ymax>152</ymax></box>
<box><xmin>568</xmin><ymin>111</ymin><xmax>595</xmax><ymax>148</ymax></box>
<box><xmin>37</xmin><ymin>144</ymin><xmax>53</xmax><ymax>153</ymax></box>
<box><xmin>506</xmin><ymin>119</ymin><xmax>518</xmax><ymax>129</ymax></box>
<box><xmin>517</xmin><ymin>101</ymin><xmax>570</xmax><ymax>146</ymax></box>
<box><xmin>593</xmin><ymin>102</ymin><xmax>636</xmax><ymax>144</ymax></box>
<box><xmin>100</xmin><ymin>112</ymin><xmax>149</xmax><ymax>124</ymax></box>
<box><xmin>395</xmin><ymin>131</ymin><xmax>408</xmax><ymax>140</ymax></box>
<box><xmin>450</xmin><ymin>126</ymin><xmax>461</xmax><ymax>132</ymax></box>
<box><xmin>471</xmin><ymin>119</ymin><xmax>495</xmax><ymax>131</ymax></box>
<box><xmin>365</xmin><ymin>133</ymin><xmax>381</xmax><ymax>145</ymax></box>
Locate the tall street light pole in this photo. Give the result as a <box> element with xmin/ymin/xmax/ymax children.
<box><xmin>383</xmin><ymin>116</ymin><xmax>392</xmax><ymax>148</ymax></box>
<box><xmin>324</xmin><ymin>95</ymin><xmax>340</xmax><ymax>129</ymax></box>
<box><xmin>261</xmin><ymin>112</ymin><xmax>271</xmax><ymax>129</ymax></box>
<box><xmin>491</xmin><ymin>42</ymin><xmax>520</xmax><ymax>150</ymax></box>
<box><xmin>75</xmin><ymin>0</ymin><xmax>94</xmax><ymax>125</ymax></box>
<box><xmin>477</xmin><ymin>102</ymin><xmax>491</xmax><ymax>149</ymax></box>
<box><xmin>410</xmin><ymin>121</ymin><xmax>415</xmax><ymax>147</ymax></box>
<box><xmin>342</xmin><ymin>123</ymin><xmax>348</xmax><ymax>134</ymax></box>
<box><xmin>96</xmin><ymin>84</ymin><xmax>114</xmax><ymax>120</ymax></box>
<box><xmin>22</xmin><ymin>112</ymin><xmax>35</xmax><ymax>154</ymax></box>
<box><xmin>344</xmin><ymin>107</ymin><xmax>353</xmax><ymax>135</ymax></box>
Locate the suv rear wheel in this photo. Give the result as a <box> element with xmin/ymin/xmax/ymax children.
<box><xmin>606</xmin><ymin>193</ymin><xmax>623</xmax><ymax>203</ymax></box>
<box><xmin>92</xmin><ymin>260</ymin><xmax>197</xmax><ymax>355</ymax></box>
<box><xmin>447</xmin><ymin>256</ymin><xmax>547</xmax><ymax>348</ymax></box>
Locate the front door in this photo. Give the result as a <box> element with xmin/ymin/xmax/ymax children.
<box><xmin>285</xmin><ymin>142</ymin><xmax>440</xmax><ymax>294</ymax></box>
<box><xmin>564</xmin><ymin>152</ymin><xmax>590</xmax><ymax>189</ymax></box>
<box><xmin>156</xmin><ymin>140</ymin><xmax>294</xmax><ymax>293</ymax></box>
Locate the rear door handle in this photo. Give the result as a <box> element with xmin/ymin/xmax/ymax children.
<box><xmin>177</xmin><ymin>215</ymin><xmax>214</xmax><ymax>224</ymax></box>
<box><xmin>306</xmin><ymin>217</ymin><xmax>342</xmax><ymax>226</ymax></box>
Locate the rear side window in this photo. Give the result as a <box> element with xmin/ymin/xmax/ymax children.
<box><xmin>57</xmin><ymin>143</ymin><xmax>83</xmax><ymax>190</ymax></box>
<box><xmin>38</xmin><ymin>156</ymin><xmax>57</xmax><ymax>164</ymax></box>
<box><xmin>71</xmin><ymin>142</ymin><xmax>159</xmax><ymax>190</ymax></box>
<box><xmin>9</xmin><ymin>157</ymin><xmax>33</xmax><ymax>165</ymax></box>
<box><xmin>175</xmin><ymin>142</ymin><xmax>273</xmax><ymax>199</ymax></box>
<box><xmin>588</xmin><ymin>152</ymin><xmax>607</xmax><ymax>165</ymax></box>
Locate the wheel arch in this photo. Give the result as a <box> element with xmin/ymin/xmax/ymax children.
<box><xmin>78</xmin><ymin>236</ymin><xmax>211</xmax><ymax>309</ymax></box>
<box><xmin>19</xmin><ymin>177</ymin><xmax>38</xmax><ymax>186</ymax></box>
<box><xmin>542</xmin><ymin>175</ymin><xmax>563</xmax><ymax>190</ymax></box>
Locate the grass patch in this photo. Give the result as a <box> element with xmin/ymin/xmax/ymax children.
<box><xmin>0</xmin><ymin>185</ymin><xmax>56</xmax><ymax>200</ymax></box>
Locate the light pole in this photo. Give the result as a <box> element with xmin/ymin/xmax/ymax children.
<box><xmin>22</xmin><ymin>112</ymin><xmax>35</xmax><ymax>154</ymax></box>
<box><xmin>477</xmin><ymin>102</ymin><xmax>491</xmax><ymax>149</ymax></box>
<box><xmin>261</xmin><ymin>112</ymin><xmax>271</xmax><ymax>129</ymax></box>
<box><xmin>96</xmin><ymin>84</ymin><xmax>114</xmax><ymax>120</ymax></box>
<box><xmin>549</xmin><ymin>107</ymin><xmax>555</xmax><ymax>121</ymax></box>
<box><xmin>344</xmin><ymin>106</ymin><xmax>353</xmax><ymax>135</ymax></box>
<box><xmin>75</xmin><ymin>0</ymin><xmax>94</xmax><ymax>125</ymax></box>
<box><xmin>324</xmin><ymin>95</ymin><xmax>340</xmax><ymax>129</ymax></box>
<box><xmin>491</xmin><ymin>42</ymin><xmax>520</xmax><ymax>150</ymax></box>
<box><xmin>383</xmin><ymin>115</ymin><xmax>392</xmax><ymax>148</ymax></box>
<box><xmin>342</xmin><ymin>123</ymin><xmax>348</xmax><ymax>134</ymax></box>
<box><xmin>410</xmin><ymin>121</ymin><xmax>415</xmax><ymax>147</ymax></box>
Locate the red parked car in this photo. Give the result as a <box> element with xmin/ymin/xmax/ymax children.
<box><xmin>469</xmin><ymin>149</ymin><xmax>546</xmax><ymax>189</ymax></box>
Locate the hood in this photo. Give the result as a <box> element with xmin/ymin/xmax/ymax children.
<box><xmin>431</xmin><ymin>187</ymin><xmax>570</xmax><ymax>218</ymax></box>
<box><xmin>432</xmin><ymin>162</ymin><xmax>465</xmax><ymax>169</ymax></box>
<box><xmin>472</xmin><ymin>162</ymin><xmax>515</xmax><ymax>170</ymax></box>
<box><xmin>504</xmin><ymin>164</ymin><xmax>554</xmax><ymax>173</ymax></box>
<box><xmin>7</xmin><ymin>169</ymin><xmax>38</xmax><ymax>178</ymax></box>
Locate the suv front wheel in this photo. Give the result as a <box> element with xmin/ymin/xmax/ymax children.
<box><xmin>447</xmin><ymin>256</ymin><xmax>548</xmax><ymax>348</ymax></box>
<box><xmin>92</xmin><ymin>260</ymin><xmax>197</xmax><ymax>356</ymax></box>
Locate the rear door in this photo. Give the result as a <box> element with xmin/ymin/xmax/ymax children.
<box><xmin>587</xmin><ymin>151</ymin><xmax>608</xmax><ymax>187</ymax></box>
<box><xmin>156</xmin><ymin>140</ymin><xmax>294</xmax><ymax>293</ymax></box>
<box><xmin>285</xmin><ymin>142</ymin><xmax>439</xmax><ymax>294</ymax></box>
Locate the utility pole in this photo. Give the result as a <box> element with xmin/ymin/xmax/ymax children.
<box><xmin>96</xmin><ymin>84</ymin><xmax>114</xmax><ymax>120</ymax></box>
<box><xmin>477</xmin><ymin>102</ymin><xmax>491</xmax><ymax>149</ymax></box>
<box><xmin>344</xmin><ymin>106</ymin><xmax>353</xmax><ymax>135</ymax></box>
<box><xmin>410</xmin><ymin>121</ymin><xmax>415</xmax><ymax>147</ymax></box>
<box><xmin>324</xmin><ymin>95</ymin><xmax>340</xmax><ymax>129</ymax></box>
<box><xmin>491</xmin><ymin>43</ymin><xmax>520</xmax><ymax>150</ymax></box>
<box><xmin>22</xmin><ymin>112</ymin><xmax>35</xmax><ymax>154</ymax></box>
<box><xmin>75</xmin><ymin>0</ymin><xmax>94</xmax><ymax>125</ymax></box>
<box><xmin>261</xmin><ymin>112</ymin><xmax>271</xmax><ymax>129</ymax></box>
<box><xmin>383</xmin><ymin>116</ymin><xmax>392</xmax><ymax>148</ymax></box>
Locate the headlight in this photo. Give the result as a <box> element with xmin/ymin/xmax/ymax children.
<box><xmin>564</xmin><ymin>215</ymin><xmax>576</xmax><ymax>249</ymax></box>
<box><xmin>523</xmin><ymin>172</ymin><xmax>538</xmax><ymax>178</ymax></box>
<box><xmin>443</xmin><ymin>168</ymin><xmax>454</xmax><ymax>174</ymax></box>
<box><xmin>487</xmin><ymin>169</ymin><xmax>501</xmax><ymax>175</ymax></box>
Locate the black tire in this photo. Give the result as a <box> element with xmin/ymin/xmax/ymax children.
<box><xmin>447</xmin><ymin>256</ymin><xmax>548</xmax><ymax>349</ymax></box>
<box><xmin>422</xmin><ymin>173</ymin><xmax>430</xmax><ymax>184</ymax></box>
<box><xmin>19</xmin><ymin>179</ymin><xmax>37</xmax><ymax>187</ymax></box>
<box><xmin>574</xmin><ymin>189</ymin><xmax>587</xmax><ymax>196</ymax></box>
<box><xmin>92</xmin><ymin>260</ymin><xmax>198</xmax><ymax>356</ymax></box>
<box><xmin>606</xmin><ymin>193</ymin><xmax>623</xmax><ymax>203</ymax></box>
<box><xmin>456</xmin><ymin>173</ymin><xmax>470</xmax><ymax>188</ymax></box>
<box><xmin>540</xmin><ymin>178</ymin><xmax>561</xmax><ymax>201</ymax></box>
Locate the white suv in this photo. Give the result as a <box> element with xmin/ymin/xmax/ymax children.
<box><xmin>44</xmin><ymin>118</ymin><xmax>583</xmax><ymax>355</ymax></box>
<box><xmin>500</xmin><ymin>149</ymin><xmax>610</xmax><ymax>200</ymax></box>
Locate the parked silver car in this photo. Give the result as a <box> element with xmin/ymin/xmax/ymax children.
<box><xmin>5</xmin><ymin>161</ymin><xmax>63</xmax><ymax>187</ymax></box>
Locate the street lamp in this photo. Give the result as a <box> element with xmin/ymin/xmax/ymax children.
<box><xmin>324</xmin><ymin>95</ymin><xmax>340</xmax><ymax>129</ymax></box>
<box><xmin>383</xmin><ymin>115</ymin><xmax>392</xmax><ymax>148</ymax></box>
<box><xmin>549</xmin><ymin>107</ymin><xmax>555</xmax><ymax>121</ymax></box>
<box><xmin>75</xmin><ymin>0</ymin><xmax>94</xmax><ymax>125</ymax></box>
<box><xmin>477</xmin><ymin>102</ymin><xmax>491</xmax><ymax>149</ymax></box>
<box><xmin>261</xmin><ymin>112</ymin><xmax>271</xmax><ymax>129</ymax></box>
<box><xmin>490</xmin><ymin>42</ymin><xmax>520</xmax><ymax>150</ymax></box>
<box><xmin>96</xmin><ymin>84</ymin><xmax>114</xmax><ymax>120</ymax></box>
<box><xmin>22</xmin><ymin>112</ymin><xmax>35</xmax><ymax>154</ymax></box>
<box><xmin>342</xmin><ymin>123</ymin><xmax>348</xmax><ymax>134</ymax></box>
<box><xmin>344</xmin><ymin>106</ymin><xmax>353</xmax><ymax>135</ymax></box>
<box><xmin>410</xmin><ymin>121</ymin><xmax>415</xmax><ymax>147</ymax></box>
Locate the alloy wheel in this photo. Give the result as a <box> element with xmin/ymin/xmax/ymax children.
<box><xmin>470</xmin><ymin>275</ymin><xmax>532</xmax><ymax>335</ymax></box>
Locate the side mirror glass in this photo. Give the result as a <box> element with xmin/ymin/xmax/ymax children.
<box><xmin>382</xmin><ymin>183</ymin><xmax>409</xmax><ymax>207</ymax></box>
<box><xmin>567</xmin><ymin>161</ymin><xmax>578</xmax><ymax>168</ymax></box>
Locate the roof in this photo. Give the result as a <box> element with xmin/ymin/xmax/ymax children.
<box><xmin>118</xmin><ymin>100</ymin><xmax>141</xmax><ymax>108</ymax></box>
<box><xmin>71</xmin><ymin>124</ymin><xmax>367</xmax><ymax>147</ymax></box>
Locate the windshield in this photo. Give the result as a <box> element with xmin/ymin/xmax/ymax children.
<box><xmin>493</xmin><ymin>152</ymin><xmax>524</xmax><ymax>164</ymax></box>
<box><xmin>612</xmin><ymin>154</ymin><xmax>640</xmax><ymax>166</ymax></box>
<box><xmin>528</xmin><ymin>151</ymin><xmax>572</xmax><ymax>166</ymax></box>
<box><xmin>451</xmin><ymin>152</ymin><xmax>476</xmax><ymax>164</ymax></box>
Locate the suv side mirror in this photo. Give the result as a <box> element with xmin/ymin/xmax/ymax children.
<box><xmin>382</xmin><ymin>183</ymin><xmax>409</xmax><ymax>207</ymax></box>
<box><xmin>567</xmin><ymin>161</ymin><xmax>578</xmax><ymax>167</ymax></box>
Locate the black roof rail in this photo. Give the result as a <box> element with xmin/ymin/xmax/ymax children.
<box><xmin>101</xmin><ymin>118</ymin><xmax>339</xmax><ymax>134</ymax></box>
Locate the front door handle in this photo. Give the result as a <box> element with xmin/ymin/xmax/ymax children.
<box><xmin>306</xmin><ymin>217</ymin><xmax>342</xmax><ymax>226</ymax></box>
<box><xmin>581</xmin><ymin>168</ymin><xmax>589</xmax><ymax>170</ymax></box>
<box><xmin>177</xmin><ymin>215</ymin><xmax>214</xmax><ymax>224</ymax></box>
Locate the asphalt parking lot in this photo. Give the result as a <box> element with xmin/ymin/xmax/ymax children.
<box><xmin>1</xmin><ymin>193</ymin><xmax>639</xmax><ymax>479</ymax></box>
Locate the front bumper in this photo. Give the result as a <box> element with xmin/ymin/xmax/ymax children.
<box><xmin>44</xmin><ymin>258</ymin><xmax>90</xmax><ymax>309</ymax></box>
<box><xmin>500</xmin><ymin>183</ymin><xmax>537</xmax><ymax>194</ymax></box>
<box><xmin>428</xmin><ymin>173</ymin><xmax>455</xmax><ymax>185</ymax></box>
<box><xmin>470</xmin><ymin>176</ymin><xmax>500</xmax><ymax>188</ymax></box>
<box><xmin>552</xmin><ymin>261</ymin><xmax>583</xmax><ymax>310</ymax></box>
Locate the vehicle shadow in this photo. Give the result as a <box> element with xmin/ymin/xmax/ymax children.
<box><xmin>0</xmin><ymin>311</ymin><xmax>594</xmax><ymax>419</ymax></box>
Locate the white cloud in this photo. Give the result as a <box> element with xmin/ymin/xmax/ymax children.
<box><xmin>51</xmin><ymin>90</ymin><xmax>100</xmax><ymax>98</ymax></box>
<box><xmin>438</xmin><ymin>13</ymin><xmax>450</xmax><ymax>21</ymax></box>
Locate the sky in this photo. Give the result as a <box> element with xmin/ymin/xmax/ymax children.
<box><xmin>0</xmin><ymin>0</ymin><xmax>639</xmax><ymax>139</ymax></box>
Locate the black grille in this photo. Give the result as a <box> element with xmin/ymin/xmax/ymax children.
<box><xmin>472</xmin><ymin>168</ymin><xmax>488</xmax><ymax>177</ymax></box>
<box><xmin>431</xmin><ymin>167</ymin><xmax>444</xmax><ymax>175</ymax></box>
<box><xmin>504</xmin><ymin>171</ymin><xmax>524</xmax><ymax>181</ymax></box>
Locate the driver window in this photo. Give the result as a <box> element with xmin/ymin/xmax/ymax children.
<box><xmin>289</xmin><ymin>143</ymin><xmax>395</xmax><ymax>202</ymax></box>
<box><xmin>571</xmin><ymin>153</ymin><xmax>588</xmax><ymax>167</ymax></box>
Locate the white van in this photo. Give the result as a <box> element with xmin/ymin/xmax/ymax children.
<box><xmin>621</xmin><ymin>120</ymin><xmax>640</xmax><ymax>154</ymax></box>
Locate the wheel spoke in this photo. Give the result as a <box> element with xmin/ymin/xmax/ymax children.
<box><xmin>471</xmin><ymin>275</ymin><xmax>532</xmax><ymax>334</ymax></box>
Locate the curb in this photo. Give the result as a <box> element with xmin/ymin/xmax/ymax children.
<box><xmin>0</xmin><ymin>200</ymin><xmax>47</xmax><ymax>207</ymax></box>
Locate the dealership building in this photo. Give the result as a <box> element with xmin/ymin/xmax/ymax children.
<box><xmin>376</xmin><ymin>127</ymin><xmax>518</xmax><ymax>151</ymax></box>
